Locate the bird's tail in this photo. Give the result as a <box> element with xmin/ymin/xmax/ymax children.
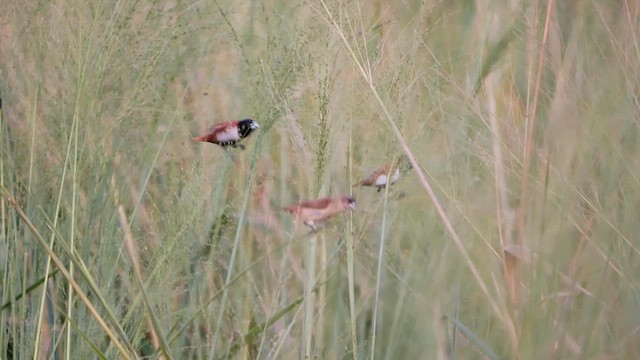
<box><xmin>193</xmin><ymin>135</ymin><xmax>207</xmax><ymax>142</ymax></box>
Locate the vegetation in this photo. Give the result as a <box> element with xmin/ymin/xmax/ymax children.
<box><xmin>1</xmin><ymin>0</ymin><xmax>639</xmax><ymax>358</ymax></box>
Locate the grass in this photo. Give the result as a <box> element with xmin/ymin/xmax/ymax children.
<box><xmin>2</xmin><ymin>0</ymin><xmax>640</xmax><ymax>359</ymax></box>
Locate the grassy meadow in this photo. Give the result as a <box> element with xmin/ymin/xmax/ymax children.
<box><xmin>1</xmin><ymin>0</ymin><xmax>640</xmax><ymax>358</ymax></box>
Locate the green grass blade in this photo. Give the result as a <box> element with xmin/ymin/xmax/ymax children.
<box><xmin>473</xmin><ymin>22</ymin><xmax>519</xmax><ymax>95</ymax></box>
<box><xmin>447</xmin><ymin>316</ymin><xmax>499</xmax><ymax>360</ymax></box>
<box><xmin>1</xmin><ymin>188</ymin><xmax>137</xmax><ymax>360</ymax></box>
<box><xmin>1</xmin><ymin>269</ymin><xmax>60</xmax><ymax>311</ymax></box>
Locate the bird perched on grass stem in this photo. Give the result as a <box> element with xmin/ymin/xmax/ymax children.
<box><xmin>193</xmin><ymin>119</ymin><xmax>260</xmax><ymax>150</ymax></box>
<box><xmin>355</xmin><ymin>155</ymin><xmax>413</xmax><ymax>192</ymax></box>
<box><xmin>281</xmin><ymin>195</ymin><xmax>356</xmax><ymax>232</ymax></box>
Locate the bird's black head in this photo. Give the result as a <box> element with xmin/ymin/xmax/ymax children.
<box><xmin>238</xmin><ymin>119</ymin><xmax>260</xmax><ymax>139</ymax></box>
<box><xmin>341</xmin><ymin>196</ymin><xmax>357</xmax><ymax>209</ymax></box>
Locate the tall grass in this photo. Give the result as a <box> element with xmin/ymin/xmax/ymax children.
<box><xmin>2</xmin><ymin>0</ymin><xmax>640</xmax><ymax>359</ymax></box>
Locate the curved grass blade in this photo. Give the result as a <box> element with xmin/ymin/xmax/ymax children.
<box><xmin>1</xmin><ymin>269</ymin><xmax>60</xmax><ymax>311</ymax></box>
<box><xmin>446</xmin><ymin>316</ymin><xmax>499</xmax><ymax>360</ymax></box>
<box><xmin>473</xmin><ymin>22</ymin><xmax>520</xmax><ymax>95</ymax></box>
<box><xmin>118</xmin><ymin>206</ymin><xmax>174</xmax><ymax>359</ymax></box>
<box><xmin>57</xmin><ymin>304</ymin><xmax>109</xmax><ymax>360</ymax></box>
<box><xmin>219</xmin><ymin>279</ymin><xmax>330</xmax><ymax>360</ymax></box>
<box><xmin>165</xmin><ymin>240</ymin><xmax>290</xmax><ymax>346</ymax></box>
<box><xmin>1</xmin><ymin>188</ymin><xmax>138</xmax><ymax>360</ymax></box>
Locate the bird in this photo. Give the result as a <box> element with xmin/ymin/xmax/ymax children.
<box><xmin>280</xmin><ymin>195</ymin><xmax>356</xmax><ymax>231</ymax></box>
<box><xmin>355</xmin><ymin>155</ymin><xmax>413</xmax><ymax>192</ymax></box>
<box><xmin>193</xmin><ymin>119</ymin><xmax>260</xmax><ymax>150</ymax></box>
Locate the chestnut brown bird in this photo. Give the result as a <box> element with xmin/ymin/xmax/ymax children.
<box><xmin>356</xmin><ymin>155</ymin><xmax>413</xmax><ymax>192</ymax></box>
<box><xmin>281</xmin><ymin>195</ymin><xmax>356</xmax><ymax>231</ymax></box>
<box><xmin>193</xmin><ymin>119</ymin><xmax>260</xmax><ymax>150</ymax></box>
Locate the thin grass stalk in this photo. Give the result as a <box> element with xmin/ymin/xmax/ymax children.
<box><xmin>240</xmin><ymin>291</ymin><xmax>253</xmax><ymax>359</ymax></box>
<box><xmin>254</xmin><ymin>240</ymin><xmax>290</xmax><ymax>360</ymax></box>
<box><xmin>383</xmin><ymin>240</ymin><xmax>419</xmax><ymax>360</ymax></box>
<box><xmin>486</xmin><ymin>74</ymin><xmax>512</xmax><ymax>249</ymax></box>
<box><xmin>370</xmin><ymin>183</ymin><xmax>390</xmax><ymax>359</ymax></box>
<box><xmin>41</xmin><ymin>212</ymin><xmax>143</xmax><ymax>357</ymax></box>
<box><xmin>448</xmin><ymin>317</ymin><xmax>499</xmax><ymax>360</ymax></box>
<box><xmin>221</xmin><ymin>294</ymin><xmax>305</xmax><ymax>360</ymax></box>
<box><xmin>118</xmin><ymin>206</ymin><xmax>173</xmax><ymax>359</ymax></box>
<box><xmin>1</xmin><ymin>270</ymin><xmax>61</xmax><ymax>310</ymax></box>
<box><xmin>451</xmin><ymin>284</ymin><xmax>461</xmax><ymax>359</ymax></box>
<box><xmin>303</xmin><ymin>232</ymin><xmax>318</xmax><ymax>359</ymax></box>
<box><xmin>0</xmin><ymin>93</ymin><xmax>7</xmax><ymax>359</ymax></box>
<box><xmin>0</xmin><ymin>264</ymin><xmax>7</xmax><ymax>355</ymax></box>
<box><xmin>33</xmin><ymin>111</ymin><xmax>77</xmax><ymax>360</ymax></box>
<box><xmin>20</xmin><ymin>253</ymin><xmax>28</xmax><ymax>357</ymax></box>
<box><xmin>165</xmin><ymin>240</ymin><xmax>291</xmax><ymax>347</ymax></box>
<box><xmin>66</xmin><ymin>7</ymin><xmax>102</xmax><ymax>353</ymax></box>
<box><xmin>270</xmin><ymin>298</ymin><xmax>304</xmax><ymax>359</ymax></box>
<box><xmin>517</xmin><ymin>0</ymin><xmax>555</xmax><ymax>248</ymax></box>
<box><xmin>27</xmin><ymin>86</ymin><xmax>39</xmax><ymax>196</ymax></box>
<box><xmin>485</xmin><ymin>74</ymin><xmax>519</xmax><ymax>307</ymax></box>
<box><xmin>64</xmin><ymin>315</ymin><xmax>108</xmax><ymax>360</ymax></box>
<box><xmin>65</xmin><ymin>93</ymin><xmax>80</xmax><ymax>360</ymax></box>
<box><xmin>267</xmin><ymin>249</ymin><xmax>342</xmax><ymax>360</ymax></box>
<box><xmin>347</xmin><ymin>120</ymin><xmax>358</xmax><ymax>360</ymax></box>
<box><xmin>124</xmin><ymin>28</ymin><xmax>182</xmax><ymax>230</ymax></box>
<box><xmin>3</xmin><ymin>189</ymin><xmax>135</xmax><ymax>360</ymax></box>
<box><xmin>317</xmin><ymin>236</ymin><xmax>326</xmax><ymax>351</ymax></box>
<box><xmin>209</xmin><ymin>144</ymin><xmax>262</xmax><ymax>359</ymax></box>
<box><xmin>433</xmin><ymin>302</ymin><xmax>448</xmax><ymax>360</ymax></box>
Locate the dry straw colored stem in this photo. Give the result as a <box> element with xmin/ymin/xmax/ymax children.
<box><xmin>518</xmin><ymin>0</ymin><xmax>555</xmax><ymax>248</ymax></box>
<box><xmin>370</xmin><ymin>182</ymin><xmax>391</xmax><ymax>358</ymax></box>
<box><xmin>118</xmin><ymin>206</ymin><xmax>162</xmax><ymax>353</ymax></box>
<box><xmin>2</xmin><ymin>189</ymin><xmax>137</xmax><ymax>360</ymax></box>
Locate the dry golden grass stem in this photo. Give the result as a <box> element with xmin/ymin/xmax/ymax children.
<box><xmin>518</xmin><ymin>0</ymin><xmax>555</xmax><ymax>248</ymax></box>
<box><xmin>503</xmin><ymin>244</ymin><xmax>600</xmax><ymax>303</ymax></box>
<box><xmin>118</xmin><ymin>205</ymin><xmax>161</xmax><ymax>353</ymax></box>
<box><xmin>128</xmin><ymin>181</ymin><xmax>160</xmax><ymax>250</ymax></box>
<box><xmin>546</xmin><ymin>212</ymin><xmax>596</xmax><ymax>358</ymax></box>
<box><xmin>502</xmin><ymin>246</ymin><xmax>522</xmax><ymax>308</ymax></box>
<box><xmin>484</xmin><ymin>63</ymin><xmax>519</xmax><ymax>307</ymax></box>
<box><xmin>2</xmin><ymin>188</ymin><xmax>136</xmax><ymax>360</ymax></box>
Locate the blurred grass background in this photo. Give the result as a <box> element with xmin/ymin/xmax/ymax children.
<box><xmin>1</xmin><ymin>0</ymin><xmax>639</xmax><ymax>358</ymax></box>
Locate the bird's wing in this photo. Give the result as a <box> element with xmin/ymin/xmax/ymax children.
<box><xmin>359</xmin><ymin>166</ymin><xmax>390</xmax><ymax>186</ymax></box>
<box><xmin>293</xmin><ymin>197</ymin><xmax>333</xmax><ymax>209</ymax></box>
<box><xmin>204</xmin><ymin>121</ymin><xmax>240</xmax><ymax>143</ymax></box>
<box><xmin>207</xmin><ymin>121</ymin><xmax>238</xmax><ymax>133</ymax></box>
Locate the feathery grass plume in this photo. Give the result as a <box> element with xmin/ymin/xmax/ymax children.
<box><xmin>313</xmin><ymin>70</ymin><xmax>335</xmax><ymax>196</ymax></box>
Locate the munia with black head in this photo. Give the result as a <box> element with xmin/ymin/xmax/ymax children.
<box><xmin>193</xmin><ymin>119</ymin><xmax>260</xmax><ymax>150</ymax></box>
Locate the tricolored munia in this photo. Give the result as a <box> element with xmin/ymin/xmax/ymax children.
<box><xmin>193</xmin><ymin>119</ymin><xmax>260</xmax><ymax>150</ymax></box>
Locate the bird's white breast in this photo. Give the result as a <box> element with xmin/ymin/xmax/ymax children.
<box><xmin>217</xmin><ymin>127</ymin><xmax>240</xmax><ymax>142</ymax></box>
<box><xmin>375</xmin><ymin>174</ymin><xmax>388</xmax><ymax>186</ymax></box>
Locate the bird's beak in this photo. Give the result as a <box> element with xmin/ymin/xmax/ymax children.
<box><xmin>251</xmin><ymin>122</ymin><xmax>260</xmax><ymax>129</ymax></box>
<box><xmin>348</xmin><ymin>202</ymin><xmax>356</xmax><ymax>209</ymax></box>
